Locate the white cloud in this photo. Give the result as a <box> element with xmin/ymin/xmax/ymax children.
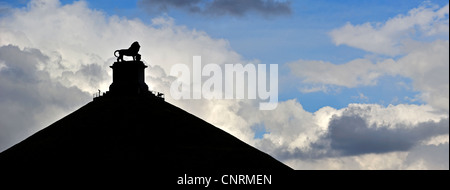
<box><xmin>329</xmin><ymin>2</ymin><xmax>449</xmax><ymax>56</ymax></box>
<box><xmin>288</xmin><ymin>40</ymin><xmax>449</xmax><ymax>112</ymax></box>
<box><xmin>284</xmin><ymin>144</ymin><xmax>449</xmax><ymax>170</ymax></box>
<box><xmin>283</xmin><ymin>151</ymin><xmax>409</xmax><ymax>170</ymax></box>
<box><xmin>288</xmin><ymin>58</ymin><xmax>384</xmax><ymax>88</ymax></box>
<box><xmin>289</xmin><ymin>40</ymin><xmax>449</xmax><ymax>112</ymax></box>
<box><xmin>404</xmin><ymin>143</ymin><xmax>449</xmax><ymax>170</ymax></box>
<box><xmin>342</xmin><ymin>103</ymin><xmax>447</xmax><ymax>127</ymax></box>
<box><xmin>0</xmin><ymin>45</ymin><xmax>89</xmax><ymax>151</ymax></box>
<box><xmin>392</xmin><ymin>40</ymin><xmax>449</xmax><ymax>112</ymax></box>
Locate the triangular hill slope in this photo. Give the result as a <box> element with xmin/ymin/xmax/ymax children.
<box><xmin>0</xmin><ymin>95</ymin><xmax>291</xmax><ymax>170</ymax></box>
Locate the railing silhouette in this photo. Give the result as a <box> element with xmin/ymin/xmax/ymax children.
<box><xmin>151</xmin><ymin>91</ymin><xmax>165</xmax><ymax>100</ymax></box>
<box><xmin>93</xmin><ymin>90</ymin><xmax>104</xmax><ymax>99</ymax></box>
<box><xmin>92</xmin><ymin>90</ymin><xmax>164</xmax><ymax>100</ymax></box>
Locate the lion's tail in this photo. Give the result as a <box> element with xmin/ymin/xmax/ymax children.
<box><xmin>114</xmin><ymin>50</ymin><xmax>119</xmax><ymax>57</ymax></box>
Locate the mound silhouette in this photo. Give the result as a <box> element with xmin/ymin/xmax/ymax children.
<box><xmin>0</xmin><ymin>49</ymin><xmax>291</xmax><ymax>172</ymax></box>
<box><xmin>0</xmin><ymin>90</ymin><xmax>289</xmax><ymax>171</ymax></box>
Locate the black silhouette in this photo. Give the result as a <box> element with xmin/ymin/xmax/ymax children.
<box><xmin>0</xmin><ymin>43</ymin><xmax>290</xmax><ymax>172</ymax></box>
<box><xmin>114</xmin><ymin>41</ymin><xmax>141</xmax><ymax>62</ymax></box>
<box><xmin>107</xmin><ymin>59</ymin><xmax>150</xmax><ymax>97</ymax></box>
<box><xmin>96</xmin><ymin>42</ymin><xmax>161</xmax><ymax>99</ymax></box>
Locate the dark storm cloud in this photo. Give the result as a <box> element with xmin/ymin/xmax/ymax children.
<box><xmin>326</xmin><ymin>116</ymin><xmax>449</xmax><ymax>156</ymax></box>
<box><xmin>0</xmin><ymin>45</ymin><xmax>90</xmax><ymax>152</ymax></box>
<box><xmin>266</xmin><ymin>114</ymin><xmax>449</xmax><ymax>161</ymax></box>
<box><xmin>137</xmin><ymin>0</ymin><xmax>292</xmax><ymax>17</ymax></box>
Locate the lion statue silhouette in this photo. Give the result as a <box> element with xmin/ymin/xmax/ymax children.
<box><xmin>114</xmin><ymin>41</ymin><xmax>141</xmax><ymax>62</ymax></box>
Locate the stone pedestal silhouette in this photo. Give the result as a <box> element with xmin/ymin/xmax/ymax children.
<box><xmin>91</xmin><ymin>41</ymin><xmax>164</xmax><ymax>100</ymax></box>
<box><xmin>109</xmin><ymin>61</ymin><xmax>149</xmax><ymax>96</ymax></box>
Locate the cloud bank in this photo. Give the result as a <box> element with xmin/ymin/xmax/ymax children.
<box><xmin>0</xmin><ymin>45</ymin><xmax>89</xmax><ymax>151</ymax></box>
<box><xmin>254</xmin><ymin>102</ymin><xmax>449</xmax><ymax>169</ymax></box>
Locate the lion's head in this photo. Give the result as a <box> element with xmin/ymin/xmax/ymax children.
<box><xmin>129</xmin><ymin>41</ymin><xmax>140</xmax><ymax>54</ymax></box>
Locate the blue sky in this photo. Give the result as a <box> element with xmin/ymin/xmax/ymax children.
<box><xmin>0</xmin><ymin>0</ymin><xmax>448</xmax><ymax>169</ymax></box>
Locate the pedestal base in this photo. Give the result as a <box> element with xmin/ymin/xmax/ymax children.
<box><xmin>109</xmin><ymin>61</ymin><xmax>148</xmax><ymax>96</ymax></box>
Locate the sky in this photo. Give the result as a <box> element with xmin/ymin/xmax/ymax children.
<box><xmin>0</xmin><ymin>0</ymin><xmax>448</xmax><ymax>169</ymax></box>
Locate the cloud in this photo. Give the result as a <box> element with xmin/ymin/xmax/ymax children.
<box><xmin>404</xmin><ymin>143</ymin><xmax>449</xmax><ymax>169</ymax></box>
<box><xmin>392</xmin><ymin>40</ymin><xmax>449</xmax><ymax>112</ymax></box>
<box><xmin>283</xmin><ymin>143</ymin><xmax>449</xmax><ymax>170</ymax></box>
<box><xmin>289</xmin><ymin>40</ymin><xmax>449</xmax><ymax>112</ymax></box>
<box><xmin>251</xmin><ymin>101</ymin><xmax>449</xmax><ymax>169</ymax></box>
<box><xmin>0</xmin><ymin>45</ymin><xmax>90</xmax><ymax>151</ymax></box>
<box><xmin>288</xmin><ymin>58</ymin><xmax>384</xmax><ymax>88</ymax></box>
<box><xmin>325</xmin><ymin>115</ymin><xmax>448</xmax><ymax>156</ymax></box>
<box><xmin>329</xmin><ymin>3</ymin><xmax>449</xmax><ymax>56</ymax></box>
<box><xmin>137</xmin><ymin>0</ymin><xmax>292</xmax><ymax>17</ymax></box>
